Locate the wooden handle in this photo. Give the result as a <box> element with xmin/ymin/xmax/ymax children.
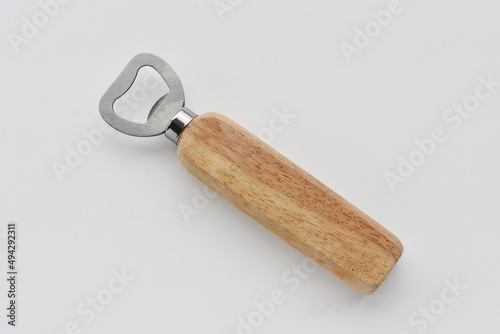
<box><xmin>177</xmin><ymin>113</ymin><xmax>403</xmax><ymax>294</ymax></box>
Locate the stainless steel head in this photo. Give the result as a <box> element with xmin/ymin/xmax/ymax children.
<box><xmin>99</xmin><ymin>53</ymin><xmax>197</xmax><ymax>143</ymax></box>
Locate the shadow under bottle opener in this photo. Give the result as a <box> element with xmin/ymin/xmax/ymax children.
<box><xmin>99</xmin><ymin>53</ymin><xmax>403</xmax><ymax>295</ymax></box>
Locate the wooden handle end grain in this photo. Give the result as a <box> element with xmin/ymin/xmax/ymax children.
<box><xmin>177</xmin><ymin>113</ymin><xmax>403</xmax><ymax>295</ymax></box>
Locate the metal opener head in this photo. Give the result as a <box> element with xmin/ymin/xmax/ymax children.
<box><xmin>99</xmin><ymin>53</ymin><xmax>197</xmax><ymax>143</ymax></box>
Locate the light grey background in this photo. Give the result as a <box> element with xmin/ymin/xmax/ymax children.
<box><xmin>1</xmin><ymin>0</ymin><xmax>499</xmax><ymax>333</ymax></box>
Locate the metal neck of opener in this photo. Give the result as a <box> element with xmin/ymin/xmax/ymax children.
<box><xmin>99</xmin><ymin>53</ymin><xmax>197</xmax><ymax>144</ymax></box>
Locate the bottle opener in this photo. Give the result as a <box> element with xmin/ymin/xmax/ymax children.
<box><xmin>99</xmin><ymin>53</ymin><xmax>403</xmax><ymax>294</ymax></box>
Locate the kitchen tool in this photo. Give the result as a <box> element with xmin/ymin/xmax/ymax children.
<box><xmin>99</xmin><ymin>53</ymin><xmax>403</xmax><ymax>294</ymax></box>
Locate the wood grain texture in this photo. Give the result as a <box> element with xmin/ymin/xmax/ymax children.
<box><xmin>177</xmin><ymin>113</ymin><xmax>403</xmax><ymax>294</ymax></box>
